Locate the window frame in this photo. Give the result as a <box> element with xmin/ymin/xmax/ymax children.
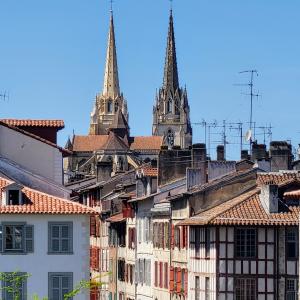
<box><xmin>235</xmin><ymin>278</ymin><xmax>256</xmax><ymax>300</ymax></box>
<box><xmin>48</xmin><ymin>272</ymin><xmax>73</xmax><ymax>300</ymax></box>
<box><xmin>48</xmin><ymin>222</ymin><xmax>73</xmax><ymax>255</ymax></box>
<box><xmin>286</xmin><ymin>278</ymin><xmax>298</xmax><ymax>299</ymax></box>
<box><xmin>235</xmin><ymin>228</ymin><xmax>257</xmax><ymax>259</ymax></box>
<box><xmin>286</xmin><ymin>227</ymin><xmax>299</xmax><ymax>260</ymax></box>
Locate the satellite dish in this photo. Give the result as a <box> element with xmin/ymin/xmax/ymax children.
<box><xmin>245</xmin><ymin>129</ymin><xmax>252</xmax><ymax>142</ymax></box>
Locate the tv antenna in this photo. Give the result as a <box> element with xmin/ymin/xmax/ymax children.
<box><xmin>0</xmin><ymin>91</ymin><xmax>9</xmax><ymax>101</ymax></box>
<box><xmin>235</xmin><ymin>70</ymin><xmax>260</xmax><ymax>152</ymax></box>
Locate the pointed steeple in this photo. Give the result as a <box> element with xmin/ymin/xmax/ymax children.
<box><xmin>102</xmin><ymin>13</ymin><xmax>120</xmax><ymax>99</ymax></box>
<box><xmin>163</xmin><ymin>10</ymin><xmax>179</xmax><ymax>92</ymax></box>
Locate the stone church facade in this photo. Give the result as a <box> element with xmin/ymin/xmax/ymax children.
<box><xmin>65</xmin><ymin>10</ymin><xmax>192</xmax><ymax>182</ymax></box>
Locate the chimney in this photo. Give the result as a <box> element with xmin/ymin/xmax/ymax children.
<box><xmin>270</xmin><ymin>141</ymin><xmax>293</xmax><ymax>171</ymax></box>
<box><xmin>241</xmin><ymin>150</ymin><xmax>250</xmax><ymax>160</ymax></box>
<box><xmin>259</xmin><ymin>184</ymin><xmax>279</xmax><ymax>213</ymax></box>
<box><xmin>251</xmin><ymin>142</ymin><xmax>267</xmax><ymax>161</ymax></box>
<box><xmin>97</xmin><ymin>161</ymin><xmax>113</xmax><ymax>182</ymax></box>
<box><xmin>216</xmin><ymin>145</ymin><xmax>225</xmax><ymax>161</ymax></box>
<box><xmin>192</xmin><ymin>143</ymin><xmax>206</xmax><ymax>168</ymax></box>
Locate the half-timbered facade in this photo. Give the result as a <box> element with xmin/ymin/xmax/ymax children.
<box><xmin>182</xmin><ymin>172</ymin><xmax>300</xmax><ymax>300</ymax></box>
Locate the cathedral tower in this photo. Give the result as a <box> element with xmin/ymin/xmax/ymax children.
<box><xmin>90</xmin><ymin>13</ymin><xmax>129</xmax><ymax>136</ymax></box>
<box><xmin>152</xmin><ymin>10</ymin><xmax>192</xmax><ymax>149</ymax></box>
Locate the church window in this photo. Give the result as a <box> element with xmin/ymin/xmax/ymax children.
<box><xmin>107</xmin><ymin>100</ymin><xmax>113</xmax><ymax>113</ymax></box>
<box><xmin>115</xmin><ymin>101</ymin><xmax>119</xmax><ymax>112</ymax></box>
<box><xmin>175</xmin><ymin>99</ymin><xmax>180</xmax><ymax>114</ymax></box>
<box><xmin>167</xmin><ymin>98</ymin><xmax>172</xmax><ymax>113</ymax></box>
<box><xmin>167</xmin><ymin>130</ymin><xmax>174</xmax><ymax>147</ymax></box>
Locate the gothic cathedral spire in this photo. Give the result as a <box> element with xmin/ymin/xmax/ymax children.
<box><xmin>152</xmin><ymin>10</ymin><xmax>192</xmax><ymax>149</ymax></box>
<box><xmin>102</xmin><ymin>13</ymin><xmax>120</xmax><ymax>99</ymax></box>
<box><xmin>163</xmin><ymin>10</ymin><xmax>179</xmax><ymax>93</ymax></box>
<box><xmin>90</xmin><ymin>12</ymin><xmax>129</xmax><ymax>136</ymax></box>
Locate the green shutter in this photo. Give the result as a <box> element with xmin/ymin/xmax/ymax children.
<box><xmin>25</xmin><ymin>225</ymin><xmax>34</xmax><ymax>253</ymax></box>
<box><xmin>0</xmin><ymin>225</ymin><xmax>3</xmax><ymax>253</ymax></box>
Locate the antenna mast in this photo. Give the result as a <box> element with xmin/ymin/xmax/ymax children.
<box><xmin>0</xmin><ymin>91</ymin><xmax>9</xmax><ymax>101</ymax></box>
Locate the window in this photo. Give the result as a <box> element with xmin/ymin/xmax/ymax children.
<box><xmin>48</xmin><ymin>222</ymin><xmax>73</xmax><ymax>254</ymax></box>
<box><xmin>164</xmin><ymin>263</ymin><xmax>168</xmax><ymax>289</ymax></box>
<box><xmin>136</xmin><ymin>259</ymin><xmax>151</xmax><ymax>286</ymax></box>
<box><xmin>235</xmin><ymin>278</ymin><xmax>256</xmax><ymax>300</ymax></box>
<box><xmin>167</xmin><ymin>98</ymin><xmax>172</xmax><ymax>113</ymax></box>
<box><xmin>286</xmin><ymin>228</ymin><xmax>299</xmax><ymax>259</ymax></box>
<box><xmin>175</xmin><ymin>227</ymin><xmax>180</xmax><ymax>249</ymax></box>
<box><xmin>48</xmin><ymin>273</ymin><xmax>73</xmax><ymax>300</ymax></box>
<box><xmin>195</xmin><ymin>227</ymin><xmax>200</xmax><ymax>257</ymax></box>
<box><xmin>107</xmin><ymin>100</ymin><xmax>113</xmax><ymax>113</ymax></box>
<box><xmin>195</xmin><ymin>276</ymin><xmax>200</xmax><ymax>300</ymax></box>
<box><xmin>205</xmin><ymin>277</ymin><xmax>210</xmax><ymax>300</ymax></box>
<box><xmin>286</xmin><ymin>278</ymin><xmax>298</xmax><ymax>300</ymax></box>
<box><xmin>118</xmin><ymin>259</ymin><xmax>125</xmax><ymax>282</ymax></box>
<box><xmin>205</xmin><ymin>228</ymin><xmax>210</xmax><ymax>258</ymax></box>
<box><xmin>1</xmin><ymin>272</ymin><xmax>27</xmax><ymax>300</ymax></box>
<box><xmin>167</xmin><ymin>130</ymin><xmax>174</xmax><ymax>147</ymax></box>
<box><xmin>235</xmin><ymin>228</ymin><xmax>256</xmax><ymax>258</ymax></box>
<box><xmin>0</xmin><ymin>223</ymin><xmax>33</xmax><ymax>254</ymax></box>
<box><xmin>8</xmin><ymin>190</ymin><xmax>21</xmax><ymax>205</ymax></box>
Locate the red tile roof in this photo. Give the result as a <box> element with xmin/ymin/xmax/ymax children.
<box><xmin>72</xmin><ymin>135</ymin><xmax>109</xmax><ymax>152</ymax></box>
<box><xmin>284</xmin><ymin>189</ymin><xmax>300</xmax><ymax>200</ymax></box>
<box><xmin>180</xmin><ymin>187</ymin><xmax>300</xmax><ymax>227</ymax></box>
<box><xmin>0</xmin><ymin>121</ymin><xmax>71</xmax><ymax>156</ymax></box>
<box><xmin>257</xmin><ymin>172</ymin><xmax>300</xmax><ymax>185</ymax></box>
<box><xmin>1</xmin><ymin>119</ymin><xmax>65</xmax><ymax>128</ymax></box>
<box><xmin>0</xmin><ymin>177</ymin><xmax>96</xmax><ymax>215</ymax></box>
<box><xmin>136</xmin><ymin>165</ymin><xmax>158</xmax><ymax>177</ymax></box>
<box><xmin>72</xmin><ymin>135</ymin><xmax>163</xmax><ymax>152</ymax></box>
<box><xmin>130</xmin><ymin>136</ymin><xmax>163</xmax><ymax>151</ymax></box>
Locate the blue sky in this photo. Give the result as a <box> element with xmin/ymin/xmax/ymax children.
<box><xmin>0</xmin><ymin>1</ymin><xmax>300</xmax><ymax>159</ymax></box>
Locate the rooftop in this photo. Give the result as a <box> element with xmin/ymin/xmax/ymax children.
<box><xmin>0</xmin><ymin>177</ymin><xmax>96</xmax><ymax>215</ymax></box>
<box><xmin>1</xmin><ymin>119</ymin><xmax>65</xmax><ymax>129</ymax></box>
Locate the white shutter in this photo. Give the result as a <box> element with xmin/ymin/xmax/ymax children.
<box><xmin>135</xmin><ymin>260</ymin><xmax>139</xmax><ymax>284</ymax></box>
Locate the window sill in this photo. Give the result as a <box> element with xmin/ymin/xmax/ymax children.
<box><xmin>47</xmin><ymin>251</ymin><xmax>74</xmax><ymax>255</ymax></box>
<box><xmin>1</xmin><ymin>251</ymin><xmax>27</xmax><ymax>255</ymax></box>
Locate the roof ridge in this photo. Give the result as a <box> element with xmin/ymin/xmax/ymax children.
<box><xmin>0</xmin><ymin>121</ymin><xmax>70</xmax><ymax>155</ymax></box>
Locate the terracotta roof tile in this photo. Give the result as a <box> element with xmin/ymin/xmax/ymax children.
<box><xmin>136</xmin><ymin>165</ymin><xmax>158</xmax><ymax>177</ymax></box>
<box><xmin>72</xmin><ymin>135</ymin><xmax>109</xmax><ymax>152</ymax></box>
<box><xmin>130</xmin><ymin>136</ymin><xmax>163</xmax><ymax>151</ymax></box>
<box><xmin>257</xmin><ymin>172</ymin><xmax>300</xmax><ymax>185</ymax></box>
<box><xmin>284</xmin><ymin>189</ymin><xmax>300</xmax><ymax>200</ymax></box>
<box><xmin>180</xmin><ymin>187</ymin><xmax>300</xmax><ymax>227</ymax></box>
<box><xmin>0</xmin><ymin>177</ymin><xmax>96</xmax><ymax>215</ymax></box>
<box><xmin>1</xmin><ymin>119</ymin><xmax>65</xmax><ymax>128</ymax></box>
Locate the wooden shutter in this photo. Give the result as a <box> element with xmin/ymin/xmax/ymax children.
<box><xmin>176</xmin><ymin>268</ymin><xmax>181</xmax><ymax>293</ymax></box>
<box><xmin>155</xmin><ymin>261</ymin><xmax>158</xmax><ymax>287</ymax></box>
<box><xmin>96</xmin><ymin>247</ymin><xmax>100</xmax><ymax>271</ymax></box>
<box><xmin>90</xmin><ymin>216</ymin><xmax>96</xmax><ymax>236</ymax></box>
<box><xmin>180</xmin><ymin>226</ymin><xmax>184</xmax><ymax>249</ymax></box>
<box><xmin>25</xmin><ymin>225</ymin><xmax>34</xmax><ymax>253</ymax></box>
<box><xmin>171</xmin><ymin>224</ymin><xmax>175</xmax><ymax>250</ymax></box>
<box><xmin>0</xmin><ymin>225</ymin><xmax>2</xmax><ymax>252</ymax></box>
<box><xmin>159</xmin><ymin>262</ymin><xmax>163</xmax><ymax>288</ymax></box>
<box><xmin>96</xmin><ymin>218</ymin><xmax>100</xmax><ymax>237</ymax></box>
<box><xmin>184</xmin><ymin>269</ymin><xmax>188</xmax><ymax>295</ymax></box>
<box><xmin>164</xmin><ymin>263</ymin><xmax>168</xmax><ymax>289</ymax></box>
<box><xmin>169</xmin><ymin>267</ymin><xmax>174</xmax><ymax>292</ymax></box>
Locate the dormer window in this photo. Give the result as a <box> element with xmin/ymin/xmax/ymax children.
<box><xmin>8</xmin><ymin>190</ymin><xmax>20</xmax><ymax>205</ymax></box>
<box><xmin>2</xmin><ymin>183</ymin><xmax>24</xmax><ymax>206</ymax></box>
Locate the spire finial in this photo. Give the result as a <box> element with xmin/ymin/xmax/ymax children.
<box><xmin>110</xmin><ymin>0</ymin><xmax>113</xmax><ymax>15</ymax></box>
<box><xmin>169</xmin><ymin>0</ymin><xmax>173</xmax><ymax>12</ymax></box>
